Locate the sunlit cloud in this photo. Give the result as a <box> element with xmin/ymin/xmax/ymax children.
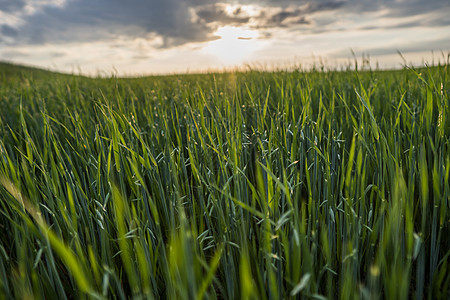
<box><xmin>202</xmin><ymin>26</ymin><xmax>266</xmax><ymax>64</ymax></box>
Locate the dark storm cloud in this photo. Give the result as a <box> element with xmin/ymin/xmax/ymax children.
<box><xmin>0</xmin><ymin>0</ymin><xmax>449</xmax><ymax>48</ymax></box>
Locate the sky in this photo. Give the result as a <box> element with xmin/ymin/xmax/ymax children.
<box><xmin>0</xmin><ymin>0</ymin><xmax>449</xmax><ymax>75</ymax></box>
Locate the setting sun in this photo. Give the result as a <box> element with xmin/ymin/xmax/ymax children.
<box><xmin>203</xmin><ymin>26</ymin><xmax>264</xmax><ymax>64</ymax></box>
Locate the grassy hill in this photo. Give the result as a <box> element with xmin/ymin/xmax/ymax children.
<box><xmin>0</xmin><ymin>62</ymin><xmax>449</xmax><ymax>299</ymax></box>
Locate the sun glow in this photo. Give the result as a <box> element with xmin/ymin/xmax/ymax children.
<box><xmin>203</xmin><ymin>26</ymin><xmax>264</xmax><ymax>64</ymax></box>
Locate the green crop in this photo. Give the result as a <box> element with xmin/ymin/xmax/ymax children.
<box><xmin>0</xmin><ymin>62</ymin><xmax>448</xmax><ymax>299</ymax></box>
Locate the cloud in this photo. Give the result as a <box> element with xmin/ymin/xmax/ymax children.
<box><xmin>1</xmin><ymin>49</ymin><xmax>29</xmax><ymax>58</ymax></box>
<box><xmin>0</xmin><ymin>1</ymin><xmax>347</xmax><ymax>49</ymax></box>
<box><xmin>0</xmin><ymin>0</ymin><xmax>27</xmax><ymax>13</ymax></box>
<box><xmin>1</xmin><ymin>0</ymin><xmax>217</xmax><ymax>48</ymax></box>
<box><xmin>331</xmin><ymin>36</ymin><xmax>450</xmax><ymax>58</ymax></box>
<box><xmin>193</xmin><ymin>2</ymin><xmax>345</xmax><ymax>30</ymax></box>
<box><xmin>195</xmin><ymin>4</ymin><xmax>250</xmax><ymax>25</ymax></box>
<box><xmin>1</xmin><ymin>25</ymin><xmax>18</xmax><ymax>37</ymax></box>
<box><xmin>380</xmin><ymin>0</ymin><xmax>450</xmax><ymax>18</ymax></box>
<box><xmin>259</xmin><ymin>8</ymin><xmax>312</xmax><ymax>28</ymax></box>
<box><xmin>256</xmin><ymin>2</ymin><xmax>345</xmax><ymax>28</ymax></box>
<box><xmin>358</xmin><ymin>17</ymin><xmax>450</xmax><ymax>32</ymax></box>
<box><xmin>0</xmin><ymin>0</ymin><xmax>449</xmax><ymax>50</ymax></box>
